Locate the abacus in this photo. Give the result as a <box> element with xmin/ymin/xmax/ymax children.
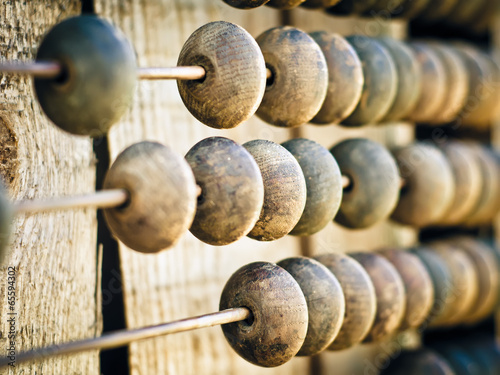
<box><xmin>0</xmin><ymin>1</ymin><xmax>499</xmax><ymax>375</ymax></box>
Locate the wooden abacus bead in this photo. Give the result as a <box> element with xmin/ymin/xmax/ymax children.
<box><xmin>366</xmin><ymin>0</ymin><xmax>407</xmax><ymax>15</ymax></box>
<box><xmin>378</xmin><ymin>38</ymin><xmax>422</xmax><ymax>122</ymax></box>
<box><xmin>255</xmin><ymin>27</ymin><xmax>328</xmax><ymax>128</ymax></box>
<box><xmin>391</xmin><ymin>143</ymin><xmax>455</xmax><ymax>227</ymax></box>
<box><xmin>438</xmin><ymin>142</ymin><xmax>482</xmax><ymax>226</ymax></box>
<box><xmin>326</xmin><ymin>0</ymin><xmax>379</xmax><ymax>15</ymax></box>
<box><xmin>309</xmin><ymin>32</ymin><xmax>364</xmax><ymax>125</ymax></box>
<box><xmin>177</xmin><ymin>21</ymin><xmax>266</xmax><ymax>129</ymax></box>
<box><xmin>0</xmin><ymin>185</ymin><xmax>13</xmax><ymax>265</ymax></box>
<box><xmin>34</xmin><ymin>15</ymin><xmax>137</xmax><ymax>136</ymax></box>
<box><xmin>277</xmin><ymin>257</ymin><xmax>345</xmax><ymax>357</ymax></box>
<box><xmin>301</xmin><ymin>0</ymin><xmax>342</xmax><ymax>9</ymax></box>
<box><xmin>406</xmin><ymin>43</ymin><xmax>447</xmax><ymax>124</ymax></box>
<box><xmin>395</xmin><ymin>0</ymin><xmax>431</xmax><ymax>19</ymax></box>
<box><xmin>219</xmin><ymin>262</ymin><xmax>308</xmax><ymax>368</ymax></box>
<box><xmin>434</xmin><ymin>345</ymin><xmax>484</xmax><ymax>375</ymax></box>
<box><xmin>222</xmin><ymin>0</ymin><xmax>269</xmax><ymax>8</ymax></box>
<box><xmin>412</xmin><ymin>246</ymin><xmax>456</xmax><ymax>326</ymax></box>
<box><xmin>266</xmin><ymin>0</ymin><xmax>306</xmax><ymax>9</ymax></box>
<box><xmin>330</xmin><ymin>138</ymin><xmax>400</xmax><ymax>229</ymax></box>
<box><xmin>450</xmin><ymin>237</ymin><xmax>500</xmax><ymax>324</ymax></box>
<box><xmin>349</xmin><ymin>252</ymin><xmax>406</xmax><ymax>343</ymax></box>
<box><xmin>427</xmin><ymin>242</ymin><xmax>479</xmax><ymax>326</ymax></box>
<box><xmin>379</xmin><ymin>249</ymin><xmax>434</xmax><ymax>330</ymax></box>
<box><xmin>281</xmin><ymin>138</ymin><xmax>343</xmax><ymax>236</ymax></box>
<box><xmin>417</xmin><ymin>0</ymin><xmax>458</xmax><ymax>23</ymax></box>
<box><xmin>381</xmin><ymin>350</ymin><xmax>456</xmax><ymax>375</ymax></box>
<box><xmin>243</xmin><ymin>140</ymin><xmax>307</xmax><ymax>241</ymax></box>
<box><xmin>185</xmin><ymin>137</ymin><xmax>264</xmax><ymax>246</ymax></box>
<box><xmin>342</xmin><ymin>36</ymin><xmax>398</xmax><ymax>126</ymax></box>
<box><xmin>103</xmin><ymin>141</ymin><xmax>197</xmax><ymax>253</ymax></box>
<box><xmin>315</xmin><ymin>253</ymin><xmax>376</xmax><ymax>350</ymax></box>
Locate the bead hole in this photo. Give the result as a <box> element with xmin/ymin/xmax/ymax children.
<box><xmin>266</xmin><ymin>65</ymin><xmax>276</xmax><ymax>88</ymax></box>
<box><xmin>197</xmin><ymin>184</ymin><xmax>205</xmax><ymax>206</ymax></box>
<box><xmin>239</xmin><ymin>308</ymin><xmax>255</xmax><ymax>329</ymax></box>
<box><xmin>115</xmin><ymin>190</ymin><xmax>132</xmax><ymax>211</ymax></box>
<box><xmin>343</xmin><ymin>173</ymin><xmax>354</xmax><ymax>194</ymax></box>
<box><xmin>54</xmin><ymin>64</ymin><xmax>70</xmax><ymax>85</ymax></box>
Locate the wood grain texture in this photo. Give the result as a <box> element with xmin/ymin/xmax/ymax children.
<box><xmin>0</xmin><ymin>1</ymin><xmax>100</xmax><ymax>374</ymax></box>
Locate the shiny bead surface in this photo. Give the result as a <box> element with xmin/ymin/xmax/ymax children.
<box><xmin>222</xmin><ymin>0</ymin><xmax>269</xmax><ymax>10</ymax></box>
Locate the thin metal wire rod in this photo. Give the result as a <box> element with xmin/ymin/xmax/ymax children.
<box><xmin>0</xmin><ymin>308</ymin><xmax>250</xmax><ymax>369</ymax></box>
<box><xmin>0</xmin><ymin>61</ymin><xmax>273</xmax><ymax>81</ymax></box>
<box><xmin>341</xmin><ymin>175</ymin><xmax>406</xmax><ymax>190</ymax></box>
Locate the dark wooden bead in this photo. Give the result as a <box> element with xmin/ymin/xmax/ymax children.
<box><xmin>367</xmin><ymin>0</ymin><xmax>407</xmax><ymax>15</ymax></box>
<box><xmin>34</xmin><ymin>15</ymin><xmax>137</xmax><ymax>137</ymax></box>
<box><xmin>350</xmin><ymin>252</ymin><xmax>406</xmax><ymax>342</ymax></box>
<box><xmin>315</xmin><ymin>253</ymin><xmax>376</xmax><ymax>350</ymax></box>
<box><xmin>103</xmin><ymin>141</ymin><xmax>197</xmax><ymax>253</ymax></box>
<box><xmin>446</xmin><ymin>0</ymin><xmax>489</xmax><ymax>28</ymax></box>
<box><xmin>256</xmin><ymin>27</ymin><xmax>328</xmax><ymax>128</ymax></box>
<box><xmin>407</xmin><ymin>43</ymin><xmax>447</xmax><ymax>124</ymax></box>
<box><xmin>342</xmin><ymin>36</ymin><xmax>398</xmax><ymax>126</ymax></box>
<box><xmin>438</xmin><ymin>142</ymin><xmax>482</xmax><ymax>226</ymax></box>
<box><xmin>395</xmin><ymin>0</ymin><xmax>432</xmax><ymax>19</ymax></box>
<box><xmin>326</xmin><ymin>0</ymin><xmax>378</xmax><ymax>15</ymax></box>
<box><xmin>330</xmin><ymin>138</ymin><xmax>400</xmax><ymax>229</ymax></box>
<box><xmin>277</xmin><ymin>257</ymin><xmax>345</xmax><ymax>357</ymax></box>
<box><xmin>427</xmin><ymin>242</ymin><xmax>479</xmax><ymax>326</ymax></box>
<box><xmin>412</xmin><ymin>246</ymin><xmax>456</xmax><ymax>326</ymax></box>
<box><xmin>281</xmin><ymin>138</ymin><xmax>343</xmax><ymax>236</ymax></box>
<box><xmin>244</xmin><ymin>140</ymin><xmax>307</xmax><ymax>241</ymax></box>
<box><xmin>379</xmin><ymin>249</ymin><xmax>434</xmax><ymax>330</ymax></box>
<box><xmin>222</xmin><ymin>0</ymin><xmax>269</xmax><ymax>7</ymax></box>
<box><xmin>0</xmin><ymin>184</ymin><xmax>12</xmax><ymax>265</ymax></box>
<box><xmin>450</xmin><ymin>237</ymin><xmax>499</xmax><ymax>324</ymax></box>
<box><xmin>391</xmin><ymin>143</ymin><xmax>455</xmax><ymax>227</ymax></box>
<box><xmin>185</xmin><ymin>137</ymin><xmax>264</xmax><ymax>246</ymax></box>
<box><xmin>178</xmin><ymin>21</ymin><xmax>266</xmax><ymax>130</ymax></box>
<box><xmin>309</xmin><ymin>32</ymin><xmax>364</xmax><ymax>125</ymax></box>
<box><xmin>382</xmin><ymin>350</ymin><xmax>455</xmax><ymax>375</ymax></box>
<box><xmin>301</xmin><ymin>0</ymin><xmax>342</xmax><ymax>9</ymax></box>
<box><xmin>219</xmin><ymin>261</ymin><xmax>308</xmax><ymax>368</ymax></box>
<box><xmin>418</xmin><ymin>0</ymin><xmax>458</xmax><ymax>22</ymax></box>
<box><xmin>378</xmin><ymin>38</ymin><xmax>422</xmax><ymax>122</ymax></box>
<box><xmin>266</xmin><ymin>0</ymin><xmax>305</xmax><ymax>9</ymax></box>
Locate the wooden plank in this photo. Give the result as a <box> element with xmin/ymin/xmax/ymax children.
<box><xmin>0</xmin><ymin>1</ymin><xmax>100</xmax><ymax>374</ymax></box>
<box><xmin>96</xmin><ymin>1</ymin><xmax>310</xmax><ymax>374</ymax></box>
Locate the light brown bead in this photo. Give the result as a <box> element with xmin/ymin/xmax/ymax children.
<box><xmin>343</xmin><ymin>36</ymin><xmax>398</xmax><ymax>126</ymax></box>
<box><xmin>379</xmin><ymin>249</ymin><xmax>434</xmax><ymax>330</ymax></box>
<box><xmin>266</xmin><ymin>0</ymin><xmax>306</xmax><ymax>9</ymax></box>
<box><xmin>301</xmin><ymin>0</ymin><xmax>342</xmax><ymax>9</ymax></box>
<box><xmin>391</xmin><ymin>143</ymin><xmax>455</xmax><ymax>227</ymax></box>
<box><xmin>350</xmin><ymin>252</ymin><xmax>406</xmax><ymax>343</ymax></box>
<box><xmin>438</xmin><ymin>142</ymin><xmax>482</xmax><ymax>226</ymax></box>
<box><xmin>185</xmin><ymin>137</ymin><xmax>264</xmax><ymax>246</ymax></box>
<box><xmin>378</xmin><ymin>38</ymin><xmax>422</xmax><ymax>122</ymax></box>
<box><xmin>244</xmin><ymin>140</ymin><xmax>307</xmax><ymax>241</ymax></box>
<box><xmin>282</xmin><ymin>138</ymin><xmax>343</xmax><ymax>236</ymax></box>
<box><xmin>427</xmin><ymin>242</ymin><xmax>479</xmax><ymax>326</ymax></box>
<box><xmin>277</xmin><ymin>257</ymin><xmax>345</xmax><ymax>357</ymax></box>
<box><xmin>0</xmin><ymin>184</ymin><xmax>12</xmax><ymax>265</ymax></box>
<box><xmin>407</xmin><ymin>43</ymin><xmax>447</xmax><ymax>124</ymax></box>
<box><xmin>222</xmin><ymin>0</ymin><xmax>269</xmax><ymax>8</ymax></box>
<box><xmin>309</xmin><ymin>32</ymin><xmax>364</xmax><ymax>125</ymax></box>
<box><xmin>177</xmin><ymin>21</ymin><xmax>266</xmax><ymax>129</ymax></box>
<box><xmin>219</xmin><ymin>261</ymin><xmax>308</xmax><ymax>368</ymax></box>
<box><xmin>103</xmin><ymin>141</ymin><xmax>197</xmax><ymax>253</ymax></box>
<box><xmin>331</xmin><ymin>138</ymin><xmax>400</xmax><ymax>229</ymax></box>
<box><xmin>315</xmin><ymin>253</ymin><xmax>376</xmax><ymax>351</ymax></box>
<box><xmin>450</xmin><ymin>237</ymin><xmax>499</xmax><ymax>324</ymax></box>
<box><xmin>256</xmin><ymin>26</ymin><xmax>328</xmax><ymax>128</ymax></box>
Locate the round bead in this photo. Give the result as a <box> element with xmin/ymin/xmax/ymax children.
<box><xmin>222</xmin><ymin>0</ymin><xmax>269</xmax><ymax>7</ymax></box>
<box><xmin>379</xmin><ymin>249</ymin><xmax>434</xmax><ymax>330</ymax></box>
<box><xmin>301</xmin><ymin>0</ymin><xmax>342</xmax><ymax>9</ymax></box>
<box><xmin>427</xmin><ymin>242</ymin><xmax>479</xmax><ymax>326</ymax></box>
<box><xmin>395</xmin><ymin>0</ymin><xmax>432</xmax><ymax>19</ymax></box>
<box><xmin>434</xmin><ymin>346</ymin><xmax>484</xmax><ymax>375</ymax></box>
<box><xmin>266</xmin><ymin>0</ymin><xmax>305</xmax><ymax>9</ymax></box>
<box><xmin>378</xmin><ymin>38</ymin><xmax>422</xmax><ymax>122</ymax></box>
<box><xmin>326</xmin><ymin>0</ymin><xmax>378</xmax><ymax>15</ymax></box>
<box><xmin>103</xmin><ymin>141</ymin><xmax>197</xmax><ymax>253</ymax></box>
<box><xmin>219</xmin><ymin>261</ymin><xmax>308</xmax><ymax>368</ymax></box>
<box><xmin>342</xmin><ymin>36</ymin><xmax>398</xmax><ymax>126</ymax></box>
<box><xmin>350</xmin><ymin>252</ymin><xmax>406</xmax><ymax>343</ymax></box>
<box><xmin>177</xmin><ymin>21</ymin><xmax>266</xmax><ymax>130</ymax></box>
<box><xmin>185</xmin><ymin>137</ymin><xmax>264</xmax><ymax>246</ymax></box>
<box><xmin>412</xmin><ymin>246</ymin><xmax>455</xmax><ymax>326</ymax></box>
<box><xmin>446</xmin><ymin>0</ymin><xmax>489</xmax><ymax>28</ymax></box>
<box><xmin>438</xmin><ymin>142</ymin><xmax>482</xmax><ymax>226</ymax></box>
<box><xmin>368</xmin><ymin>0</ymin><xmax>407</xmax><ymax>15</ymax></box>
<box><xmin>309</xmin><ymin>32</ymin><xmax>364</xmax><ymax>125</ymax></box>
<box><xmin>277</xmin><ymin>257</ymin><xmax>345</xmax><ymax>357</ymax></box>
<box><xmin>407</xmin><ymin>43</ymin><xmax>447</xmax><ymax>124</ymax></box>
<box><xmin>34</xmin><ymin>15</ymin><xmax>137</xmax><ymax>137</ymax></box>
<box><xmin>418</xmin><ymin>0</ymin><xmax>458</xmax><ymax>22</ymax></box>
<box><xmin>244</xmin><ymin>140</ymin><xmax>307</xmax><ymax>241</ymax></box>
<box><xmin>315</xmin><ymin>253</ymin><xmax>376</xmax><ymax>350</ymax></box>
<box><xmin>451</xmin><ymin>237</ymin><xmax>499</xmax><ymax>324</ymax></box>
<box><xmin>382</xmin><ymin>350</ymin><xmax>455</xmax><ymax>375</ymax></box>
<box><xmin>330</xmin><ymin>138</ymin><xmax>400</xmax><ymax>229</ymax></box>
<box><xmin>255</xmin><ymin>27</ymin><xmax>328</xmax><ymax>128</ymax></box>
<box><xmin>391</xmin><ymin>143</ymin><xmax>455</xmax><ymax>227</ymax></box>
<box><xmin>281</xmin><ymin>138</ymin><xmax>343</xmax><ymax>236</ymax></box>
<box><xmin>0</xmin><ymin>185</ymin><xmax>12</xmax><ymax>265</ymax></box>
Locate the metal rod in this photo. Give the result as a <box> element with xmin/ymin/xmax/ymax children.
<box><xmin>138</xmin><ymin>66</ymin><xmax>206</xmax><ymax>80</ymax></box>
<box><xmin>0</xmin><ymin>61</ymin><xmax>62</xmax><ymax>79</ymax></box>
<box><xmin>13</xmin><ymin>189</ymin><xmax>129</xmax><ymax>214</ymax></box>
<box><xmin>0</xmin><ymin>308</ymin><xmax>250</xmax><ymax>369</ymax></box>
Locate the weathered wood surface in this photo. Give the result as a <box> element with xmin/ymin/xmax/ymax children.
<box><xmin>0</xmin><ymin>1</ymin><xmax>100</xmax><ymax>374</ymax></box>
